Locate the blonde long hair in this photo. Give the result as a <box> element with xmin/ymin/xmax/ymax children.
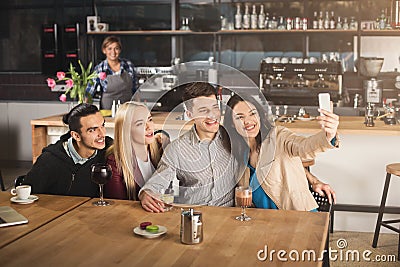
<box><xmin>106</xmin><ymin>101</ymin><xmax>163</xmax><ymax>200</ymax></box>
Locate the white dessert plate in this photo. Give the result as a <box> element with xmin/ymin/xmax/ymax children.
<box><xmin>297</xmin><ymin>116</ymin><xmax>315</xmax><ymax>121</ymax></box>
<box><xmin>10</xmin><ymin>195</ymin><xmax>39</xmax><ymax>204</ymax></box>
<box><xmin>133</xmin><ymin>225</ymin><xmax>167</xmax><ymax>239</ymax></box>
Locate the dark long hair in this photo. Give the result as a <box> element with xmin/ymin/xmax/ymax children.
<box><xmin>223</xmin><ymin>94</ymin><xmax>273</xmax><ymax>165</ymax></box>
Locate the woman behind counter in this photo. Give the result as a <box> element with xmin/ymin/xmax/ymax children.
<box><xmin>86</xmin><ymin>36</ymin><xmax>137</xmax><ymax>110</ymax></box>
<box><xmin>105</xmin><ymin>102</ymin><xmax>168</xmax><ymax>200</ymax></box>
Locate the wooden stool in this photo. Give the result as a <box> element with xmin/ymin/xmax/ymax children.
<box><xmin>372</xmin><ymin>163</ymin><xmax>400</xmax><ymax>259</ymax></box>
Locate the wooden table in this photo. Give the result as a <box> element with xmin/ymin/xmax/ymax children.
<box><xmin>0</xmin><ymin>192</ymin><xmax>90</xmax><ymax>249</ymax></box>
<box><xmin>0</xmin><ymin>200</ymin><xmax>328</xmax><ymax>267</ymax></box>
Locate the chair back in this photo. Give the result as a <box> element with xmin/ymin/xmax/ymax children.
<box><xmin>0</xmin><ymin>170</ymin><xmax>5</xmax><ymax>191</ymax></box>
<box><xmin>310</xmin><ymin>186</ymin><xmax>332</xmax><ymax>213</ymax></box>
<box><xmin>14</xmin><ymin>175</ymin><xmax>25</xmax><ymax>188</ymax></box>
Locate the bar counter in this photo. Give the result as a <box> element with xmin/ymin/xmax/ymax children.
<box><xmin>31</xmin><ymin>113</ymin><xmax>400</xmax><ymax>162</ymax></box>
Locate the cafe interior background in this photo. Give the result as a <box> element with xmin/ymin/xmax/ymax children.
<box><xmin>1</xmin><ymin>0</ymin><xmax>400</xmax><ymax>250</ymax></box>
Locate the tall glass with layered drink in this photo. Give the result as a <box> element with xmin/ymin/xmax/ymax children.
<box><xmin>235</xmin><ymin>186</ymin><xmax>252</xmax><ymax>221</ymax></box>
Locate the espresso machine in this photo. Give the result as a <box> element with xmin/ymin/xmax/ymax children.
<box><xmin>259</xmin><ymin>60</ymin><xmax>342</xmax><ymax>106</ymax></box>
<box><xmin>358</xmin><ymin>57</ymin><xmax>384</xmax><ymax>127</ymax></box>
<box><xmin>136</xmin><ymin>66</ymin><xmax>178</xmax><ymax>110</ymax></box>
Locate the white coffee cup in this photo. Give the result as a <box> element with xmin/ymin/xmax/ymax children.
<box><xmin>11</xmin><ymin>185</ymin><xmax>31</xmax><ymax>200</ymax></box>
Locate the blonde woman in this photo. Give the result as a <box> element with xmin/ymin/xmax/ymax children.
<box><xmin>104</xmin><ymin>102</ymin><xmax>169</xmax><ymax>200</ymax></box>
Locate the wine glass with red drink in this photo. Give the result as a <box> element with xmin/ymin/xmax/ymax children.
<box><xmin>235</xmin><ymin>186</ymin><xmax>252</xmax><ymax>221</ymax></box>
<box><xmin>91</xmin><ymin>163</ymin><xmax>113</xmax><ymax>206</ymax></box>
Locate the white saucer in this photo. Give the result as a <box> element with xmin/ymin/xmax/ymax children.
<box><xmin>297</xmin><ymin>116</ymin><xmax>315</xmax><ymax>121</ymax></box>
<box><xmin>10</xmin><ymin>195</ymin><xmax>39</xmax><ymax>204</ymax></box>
<box><xmin>133</xmin><ymin>225</ymin><xmax>167</xmax><ymax>239</ymax></box>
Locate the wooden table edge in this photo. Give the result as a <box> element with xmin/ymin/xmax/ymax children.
<box><xmin>0</xmin><ymin>196</ymin><xmax>91</xmax><ymax>249</ymax></box>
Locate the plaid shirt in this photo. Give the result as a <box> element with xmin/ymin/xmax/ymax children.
<box><xmin>86</xmin><ymin>58</ymin><xmax>137</xmax><ymax>96</ymax></box>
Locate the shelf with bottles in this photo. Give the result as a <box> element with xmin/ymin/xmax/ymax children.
<box><xmin>228</xmin><ymin>1</ymin><xmax>359</xmax><ymax>32</ymax></box>
<box><xmin>218</xmin><ymin>29</ymin><xmax>357</xmax><ymax>34</ymax></box>
<box><xmin>86</xmin><ymin>30</ymin><xmax>217</xmax><ymax>36</ymax></box>
<box><xmin>86</xmin><ymin>28</ymin><xmax>358</xmax><ymax>36</ymax></box>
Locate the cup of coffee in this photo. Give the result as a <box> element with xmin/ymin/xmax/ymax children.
<box><xmin>11</xmin><ymin>185</ymin><xmax>31</xmax><ymax>200</ymax></box>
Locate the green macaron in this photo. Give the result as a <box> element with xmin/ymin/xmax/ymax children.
<box><xmin>145</xmin><ymin>225</ymin><xmax>159</xmax><ymax>233</ymax></box>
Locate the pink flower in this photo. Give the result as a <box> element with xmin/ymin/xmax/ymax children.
<box><xmin>65</xmin><ymin>79</ymin><xmax>74</xmax><ymax>89</ymax></box>
<box><xmin>57</xmin><ymin>72</ymin><xmax>66</xmax><ymax>80</ymax></box>
<box><xmin>46</xmin><ymin>78</ymin><xmax>56</xmax><ymax>89</ymax></box>
<box><xmin>59</xmin><ymin>94</ymin><xmax>67</xmax><ymax>102</ymax></box>
<box><xmin>99</xmin><ymin>72</ymin><xmax>107</xmax><ymax>80</ymax></box>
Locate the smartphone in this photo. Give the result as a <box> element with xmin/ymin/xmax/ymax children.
<box><xmin>318</xmin><ymin>93</ymin><xmax>331</xmax><ymax>115</ymax></box>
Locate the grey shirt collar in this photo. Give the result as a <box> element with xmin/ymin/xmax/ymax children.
<box><xmin>65</xmin><ymin>137</ymin><xmax>97</xmax><ymax>164</ymax></box>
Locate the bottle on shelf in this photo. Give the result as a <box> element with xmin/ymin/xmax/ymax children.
<box><xmin>374</xmin><ymin>17</ymin><xmax>380</xmax><ymax>30</ymax></box>
<box><xmin>234</xmin><ymin>3</ymin><xmax>242</xmax><ymax>30</ymax></box>
<box><xmin>324</xmin><ymin>11</ymin><xmax>330</xmax><ymax>29</ymax></box>
<box><xmin>258</xmin><ymin>4</ymin><xmax>265</xmax><ymax>29</ymax></box>
<box><xmin>312</xmin><ymin>11</ymin><xmax>318</xmax><ymax>29</ymax></box>
<box><xmin>270</xmin><ymin>14</ymin><xmax>278</xmax><ymax>29</ymax></box>
<box><xmin>265</xmin><ymin>12</ymin><xmax>270</xmax><ymax>29</ymax></box>
<box><xmin>302</xmin><ymin>18</ymin><xmax>308</xmax><ymax>30</ymax></box>
<box><xmin>243</xmin><ymin>3</ymin><xmax>250</xmax><ymax>29</ymax></box>
<box><xmin>286</xmin><ymin>17</ymin><xmax>293</xmax><ymax>30</ymax></box>
<box><xmin>349</xmin><ymin>16</ymin><xmax>358</xmax><ymax>30</ymax></box>
<box><xmin>318</xmin><ymin>11</ymin><xmax>324</xmax><ymax>29</ymax></box>
<box><xmin>294</xmin><ymin>17</ymin><xmax>301</xmax><ymax>30</ymax></box>
<box><xmin>336</xmin><ymin>16</ymin><xmax>343</xmax><ymax>30</ymax></box>
<box><xmin>379</xmin><ymin>9</ymin><xmax>386</xmax><ymax>30</ymax></box>
<box><xmin>251</xmin><ymin>4</ymin><xmax>258</xmax><ymax>29</ymax></box>
<box><xmin>343</xmin><ymin>17</ymin><xmax>349</xmax><ymax>30</ymax></box>
<box><xmin>330</xmin><ymin>11</ymin><xmax>336</xmax><ymax>29</ymax></box>
<box><xmin>277</xmin><ymin>16</ymin><xmax>286</xmax><ymax>30</ymax></box>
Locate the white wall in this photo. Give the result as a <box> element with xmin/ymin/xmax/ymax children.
<box><xmin>311</xmin><ymin>134</ymin><xmax>400</xmax><ymax>233</ymax></box>
<box><xmin>358</xmin><ymin>36</ymin><xmax>400</xmax><ymax>72</ymax></box>
<box><xmin>0</xmin><ymin>103</ymin><xmax>9</xmax><ymax>160</ymax></box>
<box><xmin>0</xmin><ymin>101</ymin><xmax>70</xmax><ymax>161</ymax></box>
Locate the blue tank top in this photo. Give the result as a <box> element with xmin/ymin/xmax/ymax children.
<box><xmin>248</xmin><ymin>163</ymin><xmax>278</xmax><ymax>209</ymax></box>
<box><xmin>248</xmin><ymin>163</ymin><xmax>317</xmax><ymax>212</ymax></box>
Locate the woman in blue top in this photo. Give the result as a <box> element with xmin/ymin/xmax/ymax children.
<box><xmin>223</xmin><ymin>94</ymin><xmax>339</xmax><ymax>211</ymax></box>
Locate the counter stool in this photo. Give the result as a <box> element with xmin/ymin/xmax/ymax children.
<box><xmin>372</xmin><ymin>163</ymin><xmax>400</xmax><ymax>259</ymax></box>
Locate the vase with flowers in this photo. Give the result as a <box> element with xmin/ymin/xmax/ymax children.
<box><xmin>46</xmin><ymin>60</ymin><xmax>106</xmax><ymax>104</ymax></box>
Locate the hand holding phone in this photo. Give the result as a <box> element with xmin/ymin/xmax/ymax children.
<box><xmin>318</xmin><ymin>93</ymin><xmax>331</xmax><ymax>115</ymax></box>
